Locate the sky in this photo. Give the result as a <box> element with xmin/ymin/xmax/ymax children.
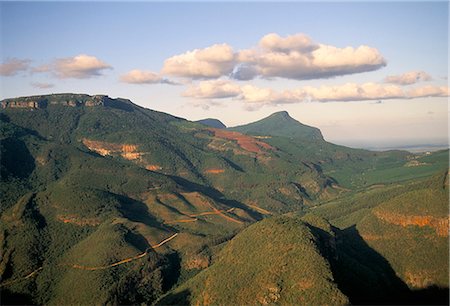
<box><xmin>0</xmin><ymin>1</ymin><xmax>448</xmax><ymax>149</ymax></box>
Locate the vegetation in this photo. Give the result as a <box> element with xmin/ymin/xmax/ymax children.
<box><xmin>0</xmin><ymin>93</ymin><xmax>448</xmax><ymax>305</ymax></box>
<box><xmin>158</xmin><ymin>216</ymin><xmax>348</xmax><ymax>305</ymax></box>
<box><xmin>230</xmin><ymin>110</ymin><xmax>323</xmax><ymax>140</ymax></box>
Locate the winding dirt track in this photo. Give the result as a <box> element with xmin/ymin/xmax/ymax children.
<box><xmin>165</xmin><ymin>207</ymin><xmax>243</xmax><ymax>224</ymax></box>
<box><xmin>0</xmin><ymin>267</ymin><xmax>43</xmax><ymax>288</ymax></box>
<box><xmin>65</xmin><ymin>233</ymin><xmax>178</xmax><ymax>271</ymax></box>
<box><xmin>0</xmin><ymin>233</ymin><xmax>178</xmax><ymax>287</ymax></box>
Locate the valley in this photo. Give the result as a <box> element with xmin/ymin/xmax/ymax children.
<box><xmin>0</xmin><ymin>94</ymin><xmax>448</xmax><ymax>305</ymax></box>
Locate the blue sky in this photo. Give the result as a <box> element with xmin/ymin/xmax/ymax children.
<box><xmin>1</xmin><ymin>1</ymin><xmax>448</xmax><ymax>148</ymax></box>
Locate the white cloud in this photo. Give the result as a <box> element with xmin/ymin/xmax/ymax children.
<box><xmin>52</xmin><ymin>54</ymin><xmax>112</xmax><ymax>79</ymax></box>
<box><xmin>291</xmin><ymin>83</ymin><xmax>404</xmax><ymax>103</ymax></box>
<box><xmin>407</xmin><ymin>85</ymin><xmax>448</xmax><ymax>98</ymax></box>
<box><xmin>234</xmin><ymin>33</ymin><xmax>386</xmax><ymax>80</ymax></box>
<box><xmin>183</xmin><ymin>80</ymin><xmax>449</xmax><ymax>109</ymax></box>
<box><xmin>31</xmin><ymin>82</ymin><xmax>54</xmax><ymax>89</ymax></box>
<box><xmin>162</xmin><ymin>44</ymin><xmax>237</xmax><ymax>79</ymax></box>
<box><xmin>164</xmin><ymin>33</ymin><xmax>386</xmax><ymax>81</ymax></box>
<box><xmin>259</xmin><ymin>33</ymin><xmax>319</xmax><ymax>53</ymax></box>
<box><xmin>240</xmin><ymin>85</ymin><xmax>278</xmax><ymax>103</ymax></box>
<box><xmin>120</xmin><ymin>69</ymin><xmax>177</xmax><ymax>85</ymax></box>
<box><xmin>0</xmin><ymin>58</ymin><xmax>31</xmax><ymax>76</ymax></box>
<box><xmin>384</xmin><ymin>71</ymin><xmax>432</xmax><ymax>85</ymax></box>
<box><xmin>183</xmin><ymin>79</ymin><xmax>241</xmax><ymax>99</ymax></box>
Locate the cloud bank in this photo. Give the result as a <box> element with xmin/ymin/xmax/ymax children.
<box><xmin>182</xmin><ymin>80</ymin><xmax>241</xmax><ymax>99</ymax></box>
<box><xmin>184</xmin><ymin>80</ymin><xmax>449</xmax><ymax>108</ymax></box>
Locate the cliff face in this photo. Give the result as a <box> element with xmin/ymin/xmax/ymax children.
<box><xmin>1</xmin><ymin>100</ymin><xmax>45</xmax><ymax>109</ymax></box>
<box><xmin>0</xmin><ymin>94</ymin><xmax>113</xmax><ymax>109</ymax></box>
<box><xmin>81</xmin><ymin>139</ymin><xmax>143</xmax><ymax>160</ymax></box>
<box><xmin>373</xmin><ymin>210</ymin><xmax>449</xmax><ymax>237</ymax></box>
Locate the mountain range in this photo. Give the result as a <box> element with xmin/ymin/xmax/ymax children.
<box><xmin>0</xmin><ymin>94</ymin><xmax>448</xmax><ymax>305</ymax></box>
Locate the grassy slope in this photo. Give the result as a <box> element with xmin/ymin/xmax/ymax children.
<box><xmin>312</xmin><ymin>172</ymin><xmax>449</xmax><ymax>301</ymax></box>
<box><xmin>0</xmin><ymin>101</ymin><xmax>252</xmax><ymax>303</ymax></box>
<box><xmin>159</xmin><ymin>215</ymin><xmax>348</xmax><ymax>305</ymax></box>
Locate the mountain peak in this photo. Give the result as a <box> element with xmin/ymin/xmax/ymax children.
<box><xmin>268</xmin><ymin>111</ymin><xmax>296</xmax><ymax>121</ymax></box>
<box><xmin>195</xmin><ymin>118</ymin><xmax>227</xmax><ymax>129</ymax></box>
<box><xmin>271</xmin><ymin>110</ymin><xmax>290</xmax><ymax>117</ymax></box>
<box><xmin>230</xmin><ymin>111</ymin><xmax>324</xmax><ymax>141</ymax></box>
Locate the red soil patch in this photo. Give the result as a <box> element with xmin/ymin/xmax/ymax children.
<box><xmin>210</xmin><ymin>128</ymin><xmax>273</xmax><ymax>154</ymax></box>
<box><xmin>146</xmin><ymin>164</ymin><xmax>162</xmax><ymax>171</ymax></box>
<box><xmin>245</xmin><ymin>202</ymin><xmax>272</xmax><ymax>215</ymax></box>
<box><xmin>81</xmin><ymin>139</ymin><xmax>142</xmax><ymax>160</ymax></box>
<box><xmin>204</xmin><ymin>168</ymin><xmax>225</xmax><ymax>174</ymax></box>
<box><xmin>57</xmin><ymin>214</ymin><xmax>100</xmax><ymax>226</ymax></box>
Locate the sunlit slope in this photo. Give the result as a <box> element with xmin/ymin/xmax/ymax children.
<box><xmin>159</xmin><ymin>215</ymin><xmax>349</xmax><ymax>305</ymax></box>
<box><xmin>0</xmin><ymin>103</ymin><xmax>252</xmax><ymax>304</ymax></box>
<box><xmin>230</xmin><ymin>111</ymin><xmax>324</xmax><ymax>141</ymax></box>
<box><xmin>1</xmin><ymin>94</ymin><xmax>342</xmax><ymax>215</ymax></box>
<box><xmin>355</xmin><ymin>172</ymin><xmax>449</xmax><ymax>289</ymax></box>
<box><xmin>311</xmin><ymin>172</ymin><xmax>449</xmax><ymax>303</ymax></box>
<box><xmin>228</xmin><ymin>110</ymin><xmax>448</xmax><ymax>190</ymax></box>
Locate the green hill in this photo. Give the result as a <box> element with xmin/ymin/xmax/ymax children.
<box><xmin>195</xmin><ymin>118</ymin><xmax>226</xmax><ymax>129</ymax></box>
<box><xmin>0</xmin><ymin>93</ymin><xmax>448</xmax><ymax>305</ymax></box>
<box><xmin>312</xmin><ymin>172</ymin><xmax>449</xmax><ymax>304</ymax></box>
<box><xmin>158</xmin><ymin>215</ymin><xmax>349</xmax><ymax>305</ymax></box>
<box><xmin>230</xmin><ymin>111</ymin><xmax>323</xmax><ymax>141</ymax></box>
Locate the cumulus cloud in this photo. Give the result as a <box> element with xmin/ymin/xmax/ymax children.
<box><xmin>0</xmin><ymin>58</ymin><xmax>31</xmax><ymax>76</ymax></box>
<box><xmin>163</xmin><ymin>33</ymin><xmax>386</xmax><ymax>81</ymax></box>
<box><xmin>120</xmin><ymin>69</ymin><xmax>178</xmax><ymax>85</ymax></box>
<box><xmin>384</xmin><ymin>71</ymin><xmax>432</xmax><ymax>85</ymax></box>
<box><xmin>52</xmin><ymin>54</ymin><xmax>112</xmax><ymax>79</ymax></box>
<box><xmin>31</xmin><ymin>82</ymin><xmax>54</xmax><ymax>89</ymax></box>
<box><xmin>183</xmin><ymin>80</ymin><xmax>449</xmax><ymax>108</ymax></box>
<box><xmin>259</xmin><ymin>33</ymin><xmax>319</xmax><ymax>53</ymax></box>
<box><xmin>235</xmin><ymin>33</ymin><xmax>386</xmax><ymax>80</ymax></box>
<box><xmin>162</xmin><ymin>44</ymin><xmax>237</xmax><ymax>79</ymax></box>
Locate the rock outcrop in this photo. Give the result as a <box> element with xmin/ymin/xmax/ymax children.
<box><xmin>1</xmin><ymin>94</ymin><xmax>116</xmax><ymax>109</ymax></box>
<box><xmin>373</xmin><ymin>210</ymin><xmax>449</xmax><ymax>237</ymax></box>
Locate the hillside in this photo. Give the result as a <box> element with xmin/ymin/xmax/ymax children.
<box><xmin>230</xmin><ymin>111</ymin><xmax>324</xmax><ymax>141</ymax></box>
<box><xmin>312</xmin><ymin>172</ymin><xmax>449</xmax><ymax>304</ymax></box>
<box><xmin>0</xmin><ymin>93</ymin><xmax>448</xmax><ymax>305</ymax></box>
<box><xmin>158</xmin><ymin>215</ymin><xmax>349</xmax><ymax>305</ymax></box>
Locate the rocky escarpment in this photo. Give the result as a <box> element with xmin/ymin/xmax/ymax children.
<box><xmin>0</xmin><ymin>94</ymin><xmax>122</xmax><ymax>109</ymax></box>
<box><xmin>81</xmin><ymin>139</ymin><xmax>144</xmax><ymax>160</ymax></box>
<box><xmin>373</xmin><ymin>210</ymin><xmax>449</xmax><ymax>237</ymax></box>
